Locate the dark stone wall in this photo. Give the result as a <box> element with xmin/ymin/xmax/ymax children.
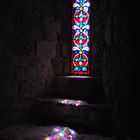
<box><xmin>93</xmin><ymin>0</ymin><xmax>136</xmax><ymax>138</ymax></box>
<box><xmin>0</xmin><ymin>0</ymin><xmax>136</xmax><ymax>138</ymax></box>
<box><xmin>0</xmin><ymin>0</ymin><xmax>68</xmax><ymax>128</ymax></box>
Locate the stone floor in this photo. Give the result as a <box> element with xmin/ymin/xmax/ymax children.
<box><xmin>0</xmin><ymin>123</ymin><xmax>117</xmax><ymax>140</ymax></box>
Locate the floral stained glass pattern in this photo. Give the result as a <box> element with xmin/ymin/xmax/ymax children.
<box><xmin>71</xmin><ymin>0</ymin><xmax>90</xmax><ymax>75</ymax></box>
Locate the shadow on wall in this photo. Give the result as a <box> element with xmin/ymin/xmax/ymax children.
<box><xmin>0</xmin><ymin>0</ymin><xmax>67</xmax><ymax>128</ymax></box>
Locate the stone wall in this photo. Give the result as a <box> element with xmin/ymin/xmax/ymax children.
<box><xmin>0</xmin><ymin>0</ymin><xmax>68</xmax><ymax>128</ymax></box>
<box><xmin>93</xmin><ymin>0</ymin><xmax>135</xmax><ymax>138</ymax></box>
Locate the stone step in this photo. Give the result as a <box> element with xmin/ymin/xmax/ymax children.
<box><xmin>50</xmin><ymin>76</ymin><xmax>105</xmax><ymax>104</ymax></box>
<box><xmin>32</xmin><ymin>98</ymin><xmax>112</xmax><ymax>134</ymax></box>
<box><xmin>0</xmin><ymin>124</ymin><xmax>116</xmax><ymax>140</ymax></box>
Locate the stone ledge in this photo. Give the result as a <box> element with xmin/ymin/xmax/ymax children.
<box><xmin>50</xmin><ymin>76</ymin><xmax>105</xmax><ymax>103</ymax></box>
<box><xmin>32</xmin><ymin>98</ymin><xmax>112</xmax><ymax>133</ymax></box>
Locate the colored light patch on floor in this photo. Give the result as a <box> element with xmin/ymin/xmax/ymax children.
<box><xmin>57</xmin><ymin>99</ymin><xmax>89</xmax><ymax>107</ymax></box>
<box><xmin>45</xmin><ymin>126</ymin><xmax>77</xmax><ymax>140</ymax></box>
<box><xmin>59</xmin><ymin>99</ymin><xmax>88</xmax><ymax>107</ymax></box>
<box><xmin>61</xmin><ymin>100</ymin><xmax>81</xmax><ymax>106</ymax></box>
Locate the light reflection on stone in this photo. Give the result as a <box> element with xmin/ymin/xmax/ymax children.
<box><xmin>58</xmin><ymin>99</ymin><xmax>88</xmax><ymax>106</ymax></box>
<box><xmin>45</xmin><ymin>126</ymin><xmax>77</xmax><ymax>140</ymax></box>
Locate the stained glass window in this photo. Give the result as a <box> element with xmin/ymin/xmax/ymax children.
<box><xmin>71</xmin><ymin>0</ymin><xmax>90</xmax><ymax>75</ymax></box>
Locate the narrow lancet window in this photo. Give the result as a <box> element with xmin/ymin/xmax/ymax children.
<box><xmin>71</xmin><ymin>0</ymin><xmax>90</xmax><ymax>75</ymax></box>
